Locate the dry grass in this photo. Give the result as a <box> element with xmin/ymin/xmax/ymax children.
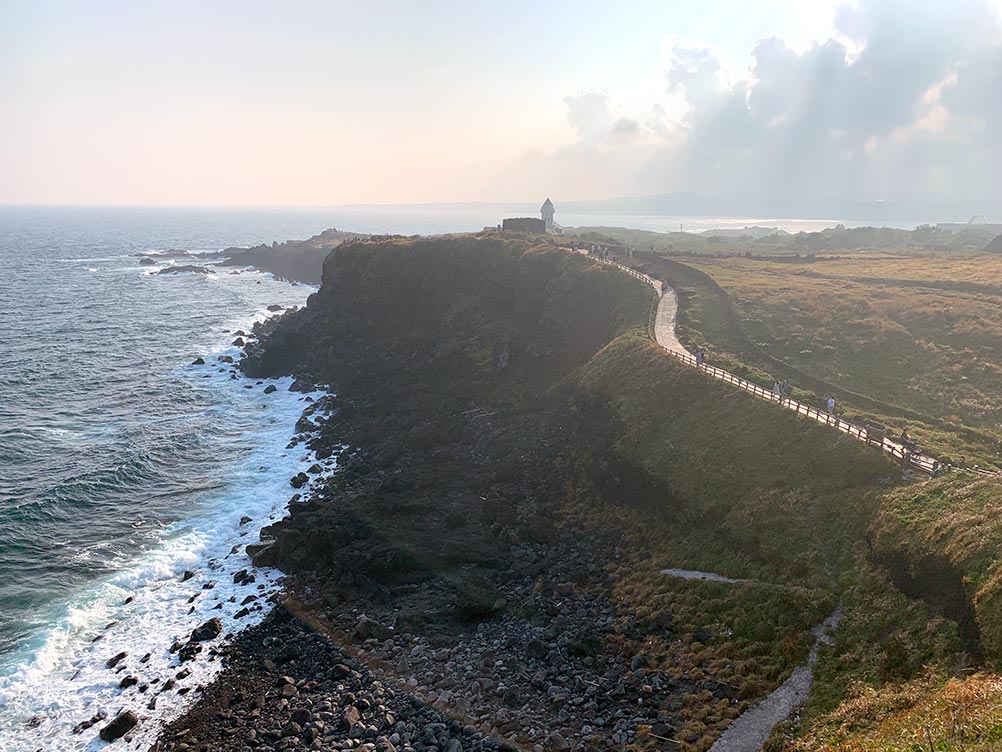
<box><xmin>788</xmin><ymin>672</ymin><xmax>1002</xmax><ymax>751</ymax></box>
<box><xmin>683</xmin><ymin>255</ymin><xmax>1002</xmax><ymax>466</ymax></box>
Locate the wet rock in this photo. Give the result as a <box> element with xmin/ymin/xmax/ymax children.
<box><xmin>99</xmin><ymin>710</ymin><xmax>138</xmax><ymax>741</ymax></box>
<box><xmin>267</xmin><ymin>304</ymin><xmax>283</xmax><ymax>312</ymax></box>
<box><xmin>119</xmin><ymin>675</ymin><xmax>138</xmax><ymax>689</ymax></box>
<box><xmin>191</xmin><ymin>357</ymin><xmax>205</xmax><ymax>365</ymax></box>
<box><xmin>106</xmin><ymin>651</ymin><xmax>128</xmax><ymax>669</ymax></box>
<box><xmin>178</xmin><ymin>642</ymin><xmax>202</xmax><ymax>662</ymax></box>
<box><xmin>139</xmin><ymin>257</ymin><xmax>157</xmax><ymax>266</ymax></box>
<box><xmin>263</xmin><ymin>384</ymin><xmax>277</xmax><ymax>394</ymax></box>
<box><xmin>289</xmin><ymin>472</ymin><xmax>309</xmax><ymax>488</ymax></box>
<box><xmin>190</xmin><ymin>618</ymin><xmax>222</xmax><ymax>642</ymax></box>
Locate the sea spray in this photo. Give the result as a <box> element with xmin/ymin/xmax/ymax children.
<box><xmin>0</xmin><ymin>252</ymin><xmax>341</xmax><ymax>749</ymax></box>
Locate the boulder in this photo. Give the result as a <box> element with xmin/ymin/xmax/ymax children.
<box><xmin>106</xmin><ymin>651</ymin><xmax>128</xmax><ymax>669</ymax></box>
<box><xmin>263</xmin><ymin>384</ymin><xmax>277</xmax><ymax>394</ymax></box>
<box><xmin>191</xmin><ymin>357</ymin><xmax>205</xmax><ymax>365</ymax></box>
<box><xmin>99</xmin><ymin>710</ymin><xmax>138</xmax><ymax>742</ymax></box>
<box><xmin>354</xmin><ymin>615</ymin><xmax>393</xmax><ymax>641</ymax></box>
<box><xmin>189</xmin><ymin>617</ymin><xmax>222</xmax><ymax>642</ymax></box>
<box><xmin>267</xmin><ymin>304</ymin><xmax>284</xmax><ymax>312</ymax></box>
<box><xmin>138</xmin><ymin>257</ymin><xmax>156</xmax><ymax>266</ymax></box>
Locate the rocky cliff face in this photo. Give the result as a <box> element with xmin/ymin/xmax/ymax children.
<box><xmin>220</xmin><ymin>228</ymin><xmax>367</xmax><ymax>284</ymax></box>
<box><xmin>242</xmin><ymin>234</ymin><xmax>645</xmax><ymax>396</ymax></box>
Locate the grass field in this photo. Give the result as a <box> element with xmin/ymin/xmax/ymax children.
<box><xmin>560</xmin><ymin>229</ymin><xmax>1002</xmax><ymax>748</ymax></box>
<box><xmin>681</xmin><ymin>254</ymin><xmax>1002</xmax><ymax>467</ymax></box>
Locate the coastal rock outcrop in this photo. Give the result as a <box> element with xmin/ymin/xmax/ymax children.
<box><xmin>99</xmin><ymin>710</ymin><xmax>138</xmax><ymax>741</ymax></box>
<box><xmin>156</xmin><ymin>265</ymin><xmax>215</xmax><ymax>275</ymax></box>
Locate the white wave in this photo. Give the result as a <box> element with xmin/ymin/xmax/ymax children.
<box><xmin>0</xmin><ymin>288</ymin><xmax>334</xmax><ymax>751</ymax></box>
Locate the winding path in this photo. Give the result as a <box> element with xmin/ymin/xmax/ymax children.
<box><xmin>585</xmin><ymin>251</ymin><xmax>997</xmax><ymax>478</ymax></box>
<box><xmin>576</xmin><ymin>248</ymin><xmax>994</xmax><ymax>749</ymax></box>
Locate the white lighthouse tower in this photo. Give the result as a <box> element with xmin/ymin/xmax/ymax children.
<box><xmin>540</xmin><ymin>198</ymin><xmax>555</xmax><ymax>231</ymax></box>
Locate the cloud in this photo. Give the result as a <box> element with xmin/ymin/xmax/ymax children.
<box><xmin>493</xmin><ymin>0</ymin><xmax>1002</xmax><ymax>208</ymax></box>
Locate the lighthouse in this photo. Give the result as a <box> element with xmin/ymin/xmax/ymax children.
<box><xmin>540</xmin><ymin>198</ymin><xmax>555</xmax><ymax>231</ymax></box>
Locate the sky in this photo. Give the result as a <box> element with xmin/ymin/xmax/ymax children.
<box><xmin>2</xmin><ymin>0</ymin><xmax>1002</xmax><ymax>208</ymax></box>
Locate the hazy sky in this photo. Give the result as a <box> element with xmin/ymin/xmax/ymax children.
<box><xmin>2</xmin><ymin>0</ymin><xmax>1001</xmax><ymax>206</ymax></box>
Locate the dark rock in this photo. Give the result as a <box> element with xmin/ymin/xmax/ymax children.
<box><xmin>99</xmin><ymin>710</ymin><xmax>138</xmax><ymax>742</ymax></box>
<box><xmin>526</xmin><ymin>639</ymin><xmax>547</xmax><ymax>660</ymax></box>
<box><xmin>119</xmin><ymin>675</ymin><xmax>138</xmax><ymax>689</ymax></box>
<box><xmin>139</xmin><ymin>257</ymin><xmax>157</xmax><ymax>266</ymax></box>
<box><xmin>263</xmin><ymin>384</ymin><xmax>277</xmax><ymax>394</ymax></box>
<box><xmin>354</xmin><ymin>615</ymin><xmax>392</xmax><ymax>641</ymax></box>
<box><xmin>267</xmin><ymin>304</ymin><xmax>284</xmax><ymax>312</ymax></box>
<box><xmin>106</xmin><ymin>651</ymin><xmax>128</xmax><ymax>669</ymax></box>
<box><xmin>191</xmin><ymin>357</ymin><xmax>205</xmax><ymax>365</ymax></box>
<box><xmin>190</xmin><ymin>618</ymin><xmax>222</xmax><ymax>642</ymax></box>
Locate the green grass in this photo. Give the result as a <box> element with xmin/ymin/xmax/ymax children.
<box><xmin>263</xmin><ymin>234</ymin><xmax>1002</xmax><ymax>751</ymax></box>
<box><xmin>674</xmin><ymin>255</ymin><xmax>1002</xmax><ymax>467</ymax></box>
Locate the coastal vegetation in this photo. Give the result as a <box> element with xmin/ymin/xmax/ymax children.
<box><xmin>159</xmin><ymin>232</ymin><xmax>1002</xmax><ymax>751</ymax></box>
<box><xmin>569</xmin><ymin>226</ymin><xmax>1002</xmax><ymax>468</ymax></box>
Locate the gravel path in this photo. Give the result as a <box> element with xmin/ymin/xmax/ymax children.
<box><xmin>708</xmin><ymin>608</ymin><xmax>841</xmax><ymax>752</ymax></box>
<box><xmin>660</xmin><ymin>568</ymin><xmax>747</xmax><ymax>584</ymax></box>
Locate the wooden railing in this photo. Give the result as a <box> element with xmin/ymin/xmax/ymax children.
<box><xmin>580</xmin><ymin>250</ymin><xmax>999</xmax><ymax>479</ymax></box>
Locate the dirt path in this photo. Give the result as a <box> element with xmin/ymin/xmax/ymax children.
<box><xmin>660</xmin><ymin>568</ymin><xmax>746</xmax><ymax>584</ymax></box>
<box><xmin>708</xmin><ymin>608</ymin><xmax>841</xmax><ymax>752</ymax></box>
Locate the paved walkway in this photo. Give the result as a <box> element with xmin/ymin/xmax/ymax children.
<box><xmin>582</xmin><ymin>252</ymin><xmax>997</xmax><ymax>478</ymax></box>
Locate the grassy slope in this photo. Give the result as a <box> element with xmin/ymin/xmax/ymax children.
<box><xmin>563</xmin><ymin>335</ymin><xmax>986</xmax><ymax>749</ymax></box>
<box><xmin>684</xmin><ymin>255</ymin><xmax>1002</xmax><ymax>467</ymax></box>
<box><xmin>789</xmin><ymin>476</ymin><xmax>1002</xmax><ymax>751</ymax></box>
<box><xmin>255</xmin><ymin>235</ymin><xmax>1002</xmax><ymax>750</ymax></box>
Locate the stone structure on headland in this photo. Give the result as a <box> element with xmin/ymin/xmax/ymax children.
<box><xmin>501</xmin><ymin>198</ymin><xmax>558</xmax><ymax>233</ymax></box>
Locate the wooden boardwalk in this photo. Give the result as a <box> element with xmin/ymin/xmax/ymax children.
<box><xmin>582</xmin><ymin>251</ymin><xmax>998</xmax><ymax>478</ymax></box>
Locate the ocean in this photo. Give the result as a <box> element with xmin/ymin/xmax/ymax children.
<box><xmin>0</xmin><ymin>205</ymin><xmax>915</xmax><ymax>750</ymax></box>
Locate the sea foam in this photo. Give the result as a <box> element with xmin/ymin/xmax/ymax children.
<box><xmin>0</xmin><ymin>295</ymin><xmax>333</xmax><ymax>750</ymax></box>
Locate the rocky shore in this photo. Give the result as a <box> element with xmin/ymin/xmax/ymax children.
<box><xmin>153</xmin><ymin>235</ymin><xmax>813</xmax><ymax>751</ymax></box>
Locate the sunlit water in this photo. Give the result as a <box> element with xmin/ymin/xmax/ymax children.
<box><xmin>0</xmin><ymin>205</ymin><xmax>888</xmax><ymax>749</ymax></box>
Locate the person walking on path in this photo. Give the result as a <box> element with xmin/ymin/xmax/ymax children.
<box><xmin>773</xmin><ymin>379</ymin><xmax>782</xmax><ymax>400</ymax></box>
<box><xmin>695</xmin><ymin>349</ymin><xmax>704</xmax><ymax>366</ymax></box>
<box><xmin>827</xmin><ymin>396</ymin><xmax>836</xmax><ymax>415</ymax></box>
